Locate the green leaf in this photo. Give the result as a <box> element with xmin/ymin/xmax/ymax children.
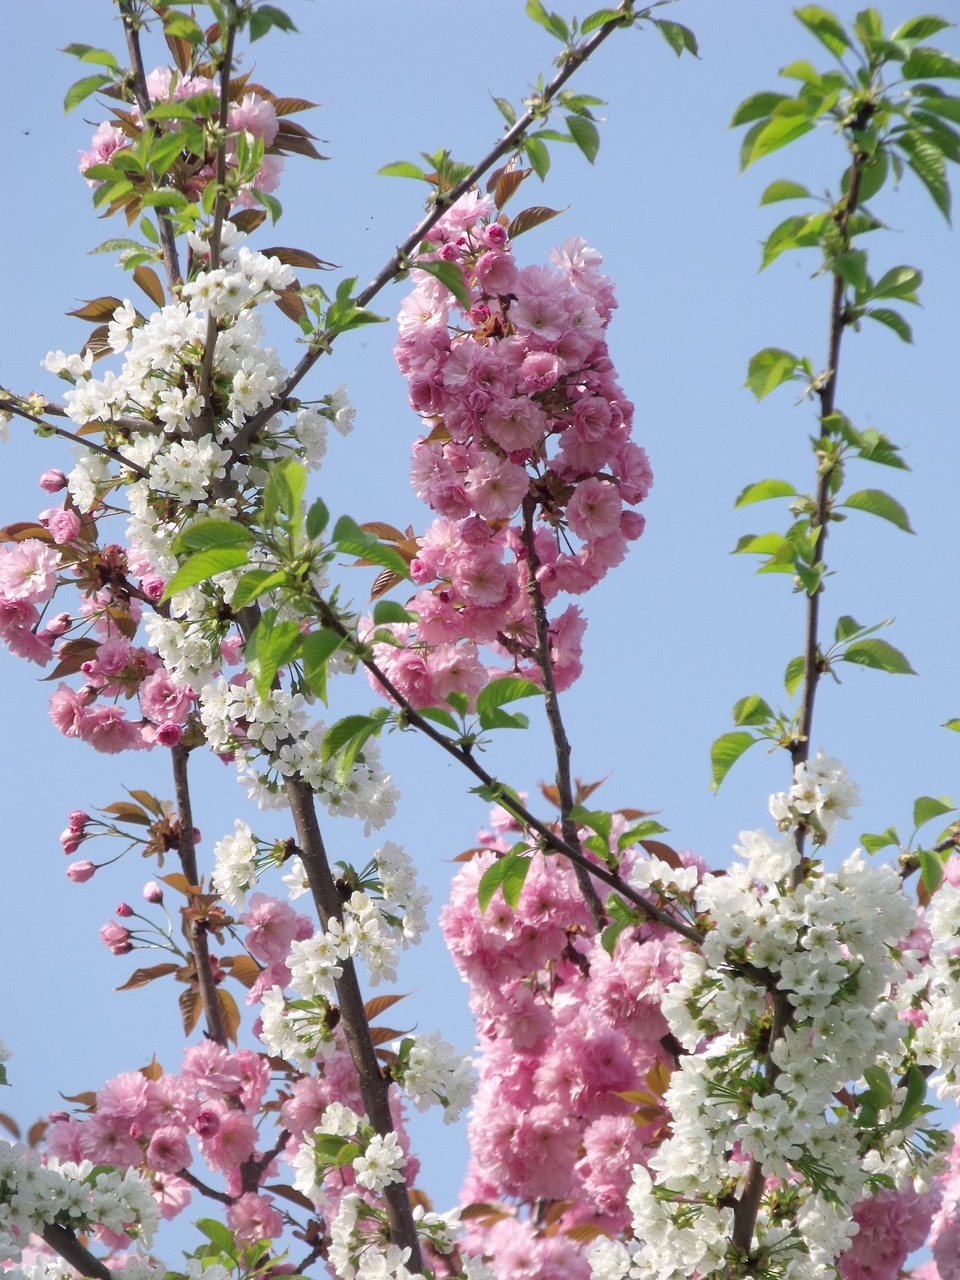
<box><xmin>249</xmin><ymin>4</ymin><xmax>298</xmax><ymax>40</ymax></box>
<box><xmin>302</xmin><ymin>628</ymin><xmax>345</xmax><ymax>702</ymax></box>
<box><xmin>337</xmin><ymin>537</ymin><xmax>411</xmax><ymax>580</ymax></box>
<box><xmin>566</xmin><ymin>115</ymin><xmax>600</xmax><ymax>164</ymax></box>
<box><xmin>745</xmin><ymin>348</ymin><xmax>802</xmax><ymax>400</ymax></box>
<box><xmin>64</xmin><ymin>73</ymin><xmax>112</xmax><ymax>114</ymax></box>
<box><xmin>321</xmin><ymin>714</ymin><xmax>382</xmax><ymax>766</ymax></box>
<box><xmin>581</xmin><ymin>9</ymin><xmax>627</xmax><ymax>36</ymax></box>
<box><xmin>855</xmin><ymin>149</ymin><xmax>889</xmax><ymax>202</ymax></box>
<box><xmin>944</xmin><ymin>718</ymin><xmax>960</xmax><ymax>733</ymax></box>
<box><xmin>913</xmin><ymin>795</ymin><xmax>955</xmax><ymax>830</ymax></box>
<box><xmin>306</xmin><ymin>497</ymin><xmax>329</xmax><ymax>540</ymax></box>
<box><xmin>903</xmin><ymin>48</ymin><xmax>960</xmax><ymax>80</ymax></box>
<box><xmin>892</xmin><ymin>17</ymin><xmax>953</xmax><ymax>42</ymax></box>
<box><xmin>864</xmin><ymin>308</ymin><xmax>913</xmax><ymax>343</ymax></box>
<box><xmin>477</xmin><ymin>708</ymin><xmax>530</xmax><ymax>731</ymax></box>
<box><xmin>569</xmin><ymin>806</ymin><xmax>613</xmax><ymax>841</ymax></box>
<box><xmin>759</xmin><ymin>179</ymin><xmax>813</xmax><ymax>204</ymax></box>
<box><xmin>840</xmin><ymin>489</ymin><xmax>914</xmax><ymax>533</ymax></box>
<box><xmin>174</xmin><ymin>518</ymin><xmax>254</xmax><ymax>553</ymax></box>
<box><xmin>618</xmin><ymin>820</ymin><xmax>669</xmax><ymax>850</ymax></box>
<box><xmin>784</xmin><ymin>655</ymin><xmax>805</xmax><ymax>697</ymax></box>
<box><xmin>525</xmin><ymin>0</ymin><xmax>568</xmax><ymax>42</ymax></box>
<box><xmin>861</xmin><ymin>826</ymin><xmax>900</xmax><ymax>855</ymax></box>
<box><xmin>414</xmin><ymin>258</ymin><xmax>472</xmax><ymax>311</ymax></box>
<box><xmin>794</xmin><ymin>6</ymin><xmax>852</xmax><ymax>58</ymax></box>
<box><xmin>898</xmin><ymin>128</ymin><xmax>951</xmax><ymax>220</ymax></box>
<box><xmin>842</xmin><ymin>638</ymin><xmax>916</xmax><ymax>675</ymax></box>
<box><xmin>524</xmin><ymin>136</ymin><xmax>551</xmax><ymax>180</ymax></box>
<box><xmin>733</xmin><ymin>695</ymin><xmax>774</xmax><ymax>727</ymax></box>
<box><xmin>491</xmin><ymin>95</ymin><xmax>517</xmax><ymax>125</ymax></box>
<box><xmin>834</xmin><ymin>249</ymin><xmax>869</xmax><ymax>293</ymax></box>
<box><xmin>918</xmin><ymin>846</ymin><xmax>946</xmax><ymax>895</ymax></box>
<box><xmin>378</xmin><ymin>160</ymin><xmax>427</xmax><ymax>180</ymax></box>
<box><xmin>230</xmin><ymin>569</ymin><xmax>287</xmax><ymax>609</ymax></box>
<box><xmin>730</xmin><ymin>92</ymin><xmax>790</xmax><ymax>127</ymax></box>
<box><xmin>654</xmin><ymin>20</ymin><xmax>699</xmax><ymax>58</ymax></box>
<box><xmin>734</xmin><ymin>478</ymin><xmax>798</xmax><ymax>507</ymax></box>
<box><xmin>478</xmin><ymin>848</ymin><xmax>531</xmax><ymax>913</ymax></box>
<box><xmin>475</xmin><ymin>677</ymin><xmax>542</xmax><ymax>719</ymax></box>
<box><xmin>372</xmin><ymin>600</ymin><xmax>418</xmax><ymax>625</ymax></box>
<box><xmin>263</xmin><ymin>458</ymin><xmax>307</xmax><ymax>526</ymax></box>
<box><xmin>710</xmin><ymin>731</ymin><xmax>757</xmax><ymax>791</ymax></box>
<box><xmin>417</xmin><ymin>706</ymin><xmax>460</xmax><ymax>732</ymax></box>
<box><xmin>312</xmin><ymin>1134</ymin><xmax>360</xmax><ymax>1165</ymax></box>
<box><xmin>872</xmin><ymin>265</ymin><xmax>922</xmax><ymax>302</ymax></box>
<box><xmin>62</xmin><ymin>43</ymin><xmax>120</xmax><ymax>69</ymax></box>
<box><xmin>862</xmin><ymin>1064</ymin><xmax>894</xmax><ymax>1109</ymax></box>
<box><xmin>446</xmin><ymin>691</ymin><xmax>470</xmax><ymax>718</ymax></box>
<box><xmin>195</xmin><ymin>1219</ymin><xmax>238</xmax><ymax>1257</ymax></box>
<box><xmin>245</xmin><ymin>611</ymin><xmax>302</xmax><ymax>701</ymax></box>
<box><xmin>741</xmin><ymin>112</ymin><xmax>815</xmax><ymax>170</ymax></box>
<box><xmin>162</xmin><ymin>548</ymin><xmax>250</xmax><ymax>600</ymax></box>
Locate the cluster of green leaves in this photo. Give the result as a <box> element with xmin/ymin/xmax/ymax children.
<box><xmin>171</xmin><ymin>1217</ymin><xmax>303</xmax><ymax>1280</ymax></box>
<box><xmin>862</xmin><ymin>793</ymin><xmax>959</xmax><ymax>896</ymax></box>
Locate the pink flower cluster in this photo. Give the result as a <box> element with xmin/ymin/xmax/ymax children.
<box><xmin>45</xmin><ymin>891</ymin><xmax>418</xmax><ymax>1248</ymax></box>
<box><xmin>440</xmin><ymin>804</ymin><xmax>684</xmax><ymax>1277</ymax></box>
<box><xmin>79</xmin><ymin>68</ymin><xmax>283</xmax><ymax>210</ymax></box>
<box><xmin>375</xmin><ymin>195</ymin><xmax>651</xmax><ymax>710</ymax></box>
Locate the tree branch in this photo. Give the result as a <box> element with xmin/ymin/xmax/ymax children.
<box><xmin>41</xmin><ymin>1224</ymin><xmax>114</xmax><ymax>1280</ymax></box>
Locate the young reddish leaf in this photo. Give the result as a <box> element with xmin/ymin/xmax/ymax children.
<box><xmin>67</xmin><ymin>296</ymin><xmax>125</xmax><ymax>323</ymax></box>
<box><xmin>217</xmin><ymin>989</ymin><xmax>241</xmax><ymax>1044</ymax></box>
<box><xmin>507</xmin><ymin>205</ymin><xmax>565</xmax><ymax>238</ymax></box>
<box><xmin>364</xmin><ymin>993</ymin><xmax>409</xmax><ymax>1020</ymax></box>
<box><xmin>260</xmin><ymin>246</ymin><xmax>336</xmax><ymax>270</ymax></box>
<box><xmin>115</xmin><ymin>963</ymin><xmax>179</xmax><ymax>991</ymax></box>
<box><xmin>133</xmin><ymin>265</ymin><xmax>165</xmax><ymax>308</ymax></box>
<box><xmin>179</xmin><ymin>988</ymin><xmax>202</xmax><ymax>1038</ymax></box>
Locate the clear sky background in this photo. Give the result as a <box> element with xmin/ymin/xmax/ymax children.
<box><xmin>1</xmin><ymin>0</ymin><xmax>958</xmax><ymax>1251</ymax></box>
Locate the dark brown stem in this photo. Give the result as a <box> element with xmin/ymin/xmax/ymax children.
<box><xmin>227</xmin><ymin>2</ymin><xmax>634</xmax><ymax>463</ymax></box>
<box><xmin>41</xmin><ymin>1225</ymin><xmax>114</xmax><ymax>1280</ymax></box>
<box><xmin>520</xmin><ymin>497</ymin><xmax>606</xmax><ymax>930</ymax></box>
<box><xmin>284</xmin><ymin>777</ymin><xmax>425</xmax><ymax>1270</ymax></box>
<box><xmin>197</xmin><ymin>14</ymin><xmax>239</xmax><ymax>414</ymax></box>
<box><xmin>117</xmin><ymin>0</ymin><xmax>183</xmax><ymax>293</ymax></box>
<box><xmin>177</xmin><ymin>1167</ymin><xmax>234</xmax><ymax>1205</ymax></box>
<box><xmin>310</xmin><ymin>596</ymin><xmax>703</xmax><ymax>946</ymax></box>
<box><xmin>0</xmin><ymin>398</ymin><xmax>148</xmax><ymax>478</ymax></box>
<box><xmin>171</xmin><ymin>743</ymin><xmax>228</xmax><ymax>1046</ymax></box>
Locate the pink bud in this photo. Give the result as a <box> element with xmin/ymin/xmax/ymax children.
<box><xmin>68</xmin><ymin>810</ymin><xmax>91</xmax><ymax>833</ymax></box>
<box><xmin>194</xmin><ymin>1108</ymin><xmax>221</xmax><ymax>1138</ymax></box>
<box><xmin>99</xmin><ymin>920</ymin><xmax>131</xmax><ymax>950</ymax></box>
<box><xmin>143</xmin><ymin>880</ymin><xmax>164</xmax><ymax>904</ymax></box>
<box><xmin>60</xmin><ymin>830</ymin><xmax>81</xmax><ymax>855</ymax></box>
<box><xmin>46</xmin><ymin>613</ymin><xmax>72</xmax><ymax>637</ymax></box>
<box><xmin>116</xmin><ymin>902</ymin><xmax>133</xmax><ymax>918</ymax></box>
<box><xmin>140</xmin><ymin>575</ymin><xmax>165</xmax><ymax>602</ymax></box>
<box><xmin>155</xmin><ymin>722</ymin><xmax>183</xmax><ymax>747</ymax></box>
<box><xmin>38</xmin><ymin>469</ymin><xmax>68</xmax><ymax>493</ymax></box>
<box><xmin>67</xmin><ymin>860</ymin><xmax>97</xmax><ymax>883</ymax></box>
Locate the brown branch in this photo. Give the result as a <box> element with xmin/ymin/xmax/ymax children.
<box><xmin>41</xmin><ymin>1224</ymin><xmax>114</xmax><ymax>1280</ymax></box>
<box><xmin>309</xmin><ymin>595</ymin><xmax>703</xmax><ymax>946</ymax></box>
<box><xmin>176</xmin><ymin>1167</ymin><xmax>234</xmax><ymax>1205</ymax></box>
<box><xmin>0</xmin><ymin>398</ymin><xmax>148</xmax><ymax>478</ymax></box>
<box><xmin>284</xmin><ymin>777</ymin><xmax>426</xmax><ymax>1271</ymax></box>
<box><xmin>117</xmin><ymin>0</ymin><xmax>183</xmax><ymax>294</ymax></box>
<box><xmin>171</xmin><ymin>743</ymin><xmax>228</xmax><ymax>1047</ymax></box>
<box><xmin>520</xmin><ymin>497</ymin><xmax>606</xmax><ymax>929</ymax></box>
<box><xmin>227</xmin><ymin>1</ymin><xmax>636</xmax><ymax>463</ymax></box>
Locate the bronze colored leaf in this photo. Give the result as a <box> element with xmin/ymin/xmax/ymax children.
<box><xmin>217</xmin><ymin>988</ymin><xmax>241</xmax><ymax>1045</ymax></box>
<box><xmin>639</xmin><ymin>839</ymin><xmax>683</xmax><ymax>869</ymax></box>
<box><xmin>138</xmin><ymin>1055</ymin><xmax>163</xmax><ymax>1081</ymax></box>
<box><xmin>101</xmin><ymin>801</ymin><xmax>150</xmax><ymax>825</ymax></box>
<box><xmin>0</xmin><ymin>522</ymin><xmax>53</xmax><ymax>544</ymax></box>
<box><xmin>508</xmin><ymin>205</ymin><xmax>566</xmax><ymax>239</ymax></box>
<box><xmin>617</xmin><ymin>807</ymin><xmax>656</xmax><ymax>821</ymax></box>
<box><xmin>265</xmin><ymin>1182</ymin><xmax>317</xmax><ymax>1211</ymax></box>
<box><xmin>424</xmin><ymin>423</ymin><xmax>451</xmax><ymax>445</ymax></box>
<box><xmin>179</xmin><ymin>987</ymin><xmax>202</xmax><ymax>1037</ymax></box>
<box><xmin>540</xmin><ymin>783</ymin><xmax>561</xmax><ymax>807</ymax></box>
<box><xmin>275</xmin><ymin>287</ymin><xmax>307</xmax><ymax>324</ymax></box>
<box><xmin>221</xmin><ymin>954</ymin><xmax>261</xmax><ymax>989</ymax></box>
<box><xmin>360</xmin><ymin>521</ymin><xmax>408</xmax><ymax>543</ymax></box>
<box><xmin>116</xmin><ymin>962</ymin><xmax>179</xmax><ymax>991</ymax></box>
<box><xmin>158</xmin><ymin>872</ymin><xmax>196</xmax><ymax>896</ymax></box>
<box><xmin>565</xmin><ymin>1225</ymin><xmax>610</xmax><ymax>1243</ymax></box>
<box><xmin>364</xmin><ymin>993</ymin><xmax>409</xmax><ymax>1020</ymax></box>
<box><xmin>0</xmin><ymin>1112</ymin><xmax>20</xmax><ymax>1140</ymax></box>
<box><xmin>27</xmin><ymin>1119</ymin><xmax>48</xmax><ymax>1147</ymax></box>
<box><xmin>259</xmin><ymin>246</ymin><xmax>335</xmax><ymax>271</ymax></box>
<box><xmin>647</xmin><ymin>1060</ymin><xmax>672</xmax><ymax>1096</ymax></box>
<box><xmin>164</xmin><ymin>33</ymin><xmax>192</xmax><ymax>74</ymax></box>
<box><xmin>574</xmin><ymin>777</ymin><xmax>608</xmax><ymax>803</ymax></box>
<box><xmin>408</xmin><ymin>1188</ymin><xmax>432</xmax><ymax>1212</ymax></box>
<box><xmin>272</xmin><ymin>97</ymin><xmax>319</xmax><ymax>116</ymax></box>
<box><xmin>133</xmin><ymin>264</ymin><xmax>165</xmax><ymax>309</ymax></box>
<box><xmin>41</xmin><ymin>638</ymin><xmax>101</xmax><ymax>682</ymax></box>
<box><xmin>81</xmin><ymin>324</ymin><xmax>114</xmax><ymax>363</ymax></box>
<box><xmin>60</xmin><ymin>1090</ymin><xmax>98</xmax><ymax>1111</ymax></box>
<box><xmin>126</xmin><ymin>789</ymin><xmax>164</xmax><ymax>817</ymax></box>
<box><xmin>368</xmin><ymin>1025</ymin><xmax>407</xmax><ymax>1047</ymax></box>
<box><xmin>67</xmin><ymin>295</ymin><xmax>124</xmax><ymax>323</ymax></box>
<box><xmin>453</xmin><ymin>847</ymin><xmax>488</xmax><ymax>862</ymax></box>
<box><xmin>460</xmin><ymin>1202</ymin><xmax>509</xmax><ymax>1223</ymax></box>
<box><xmin>493</xmin><ymin>167</ymin><xmax>531</xmax><ymax>211</ymax></box>
<box><xmin>230</xmin><ymin>209</ymin><xmax>267</xmax><ymax>234</ymax></box>
<box><xmin>369</xmin><ymin>569</ymin><xmax>403</xmax><ymax>601</ymax></box>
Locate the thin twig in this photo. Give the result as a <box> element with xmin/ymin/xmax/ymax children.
<box><xmin>0</xmin><ymin>398</ymin><xmax>148</xmax><ymax>478</ymax></box>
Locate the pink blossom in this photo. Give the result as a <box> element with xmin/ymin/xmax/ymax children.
<box><xmin>100</xmin><ymin>920</ymin><xmax>132</xmax><ymax>953</ymax></box>
<box><xmin>227</xmin><ymin>1193</ymin><xmax>284</xmax><ymax>1244</ymax></box>
<box><xmin>242</xmin><ymin>893</ymin><xmax>308</xmax><ymax>965</ymax></box>
<box><xmin>566</xmin><ymin>477</ymin><xmax>622</xmax><ymax>541</ymax></box>
<box><xmin>67</xmin><ymin>860</ymin><xmax>97</xmax><ymax>883</ymax></box>
<box><xmin>197</xmin><ymin>1103</ymin><xmax>258</xmax><ymax>1171</ymax></box>
<box><xmin>839</xmin><ymin>1183</ymin><xmax>942</xmax><ymax>1280</ymax></box>
<box><xmin>228</xmin><ymin>93</ymin><xmax>279</xmax><ymax>146</ymax></box>
<box><xmin>39</xmin><ymin>506</ymin><xmax>81</xmax><ymax>545</ymax></box>
<box><xmin>0</xmin><ymin>539</ymin><xmax>60</xmax><ymax>604</ymax></box>
<box><xmin>465</xmin><ymin>455</ymin><xmax>529</xmax><ymax>520</ymax></box>
<box><xmin>143</xmin><ymin>880</ymin><xmax>164</xmax><ymax>903</ymax></box>
<box><xmin>146</xmin><ymin>1125</ymin><xmax>193</xmax><ymax>1175</ymax></box>
<box><xmin>77</xmin><ymin>704</ymin><xmax>146</xmax><ymax>754</ymax></box>
<box><xmin>49</xmin><ymin>683</ymin><xmax>88</xmax><ymax>737</ymax></box>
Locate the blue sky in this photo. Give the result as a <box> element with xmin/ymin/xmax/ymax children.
<box><xmin>1</xmin><ymin>0</ymin><xmax>958</xmax><ymax>1237</ymax></box>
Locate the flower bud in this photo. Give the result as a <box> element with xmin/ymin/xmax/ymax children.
<box><xmin>143</xmin><ymin>880</ymin><xmax>164</xmax><ymax>904</ymax></box>
<box><xmin>116</xmin><ymin>902</ymin><xmax>133</xmax><ymax>918</ymax></box>
<box><xmin>38</xmin><ymin>469</ymin><xmax>68</xmax><ymax>493</ymax></box>
<box><xmin>66</xmin><ymin>860</ymin><xmax>96</xmax><ymax>883</ymax></box>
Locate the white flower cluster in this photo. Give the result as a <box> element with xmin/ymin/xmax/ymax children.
<box><xmin>769</xmin><ymin>750</ymin><xmax>861</xmax><ymax>842</ymax></box>
<box><xmin>200</xmin><ymin>679</ymin><xmax>399</xmax><ymax>827</ymax></box>
<box><xmin>211</xmin><ymin>818</ymin><xmax>260</xmax><ymax>909</ymax></box>
<box><xmin>915</xmin><ymin>880</ymin><xmax>960</xmax><ymax>1099</ymax></box>
<box><xmin>0</xmin><ymin>1141</ymin><xmax>158</xmax><ymax>1264</ymax></box>
<box><xmin>257</xmin><ymin>986</ymin><xmax>337</xmax><ymax>1073</ymax></box>
<box><xmin>327</xmin><ymin>1193</ymin><xmax>422</xmax><ymax>1280</ymax></box>
<box><xmin>287</xmin><ymin>891</ymin><xmax>401</xmax><ymax>994</ymax></box>
<box><xmin>597</xmin><ymin>759</ymin><xmax>949</xmax><ymax>1280</ymax></box>
<box><xmin>394</xmin><ymin>1031</ymin><xmax>475</xmax><ymax>1124</ymax></box>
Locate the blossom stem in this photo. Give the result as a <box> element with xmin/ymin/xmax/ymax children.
<box><xmin>520</xmin><ymin>497</ymin><xmax>607</xmax><ymax>930</ymax></box>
